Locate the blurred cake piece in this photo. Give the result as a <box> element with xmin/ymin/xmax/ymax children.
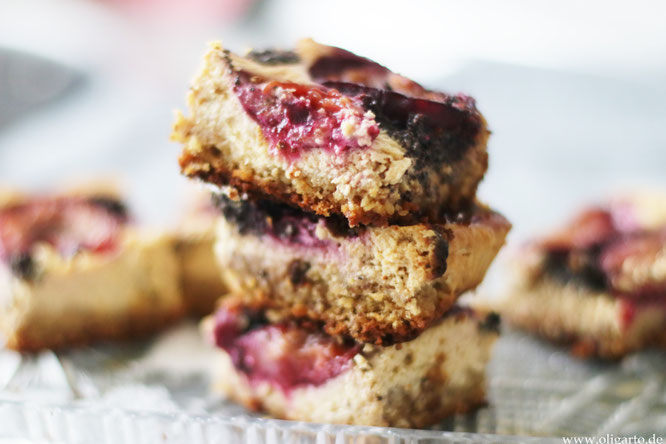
<box><xmin>498</xmin><ymin>194</ymin><xmax>666</xmax><ymax>358</ymax></box>
<box><xmin>202</xmin><ymin>298</ymin><xmax>499</xmax><ymax>427</ymax></box>
<box><xmin>175</xmin><ymin>187</ymin><xmax>227</xmax><ymax>316</ymax></box>
<box><xmin>173</xmin><ymin>39</ymin><xmax>489</xmax><ymax>226</ymax></box>
<box><xmin>0</xmin><ymin>188</ymin><xmax>184</xmax><ymax>351</ymax></box>
<box><xmin>212</xmin><ymin>193</ymin><xmax>510</xmax><ymax>345</ymax></box>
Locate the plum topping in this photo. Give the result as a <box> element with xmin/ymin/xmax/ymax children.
<box><xmin>213</xmin><ymin>305</ymin><xmax>359</xmax><ymax>393</ymax></box>
<box><xmin>212</xmin><ymin>194</ymin><xmax>358</xmax><ymax>249</ymax></box>
<box><xmin>541</xmin><ymin>208</ymin><xmax>616</xmax><ymax>251</ymax></box>
<box><xmin>233</xmin><ymin>71</ymin><xmax>379</xmax><ymax>161</ymax></box>
<box><xmin>308</xmin><ymin>47</ymin><xmax>483</xmax><ymax>167</ymax></box>
<box><xmin>323</xmin><ymin>81</ymin><xmax>481</xmax><ymax>166</ymax></box>
<box><xmin>308</xmin><ymin>47</ymin><xmax>390</xmax><ymax>87</ymax></box>
<box><xmin>233</xmin><ymin>45</ymin><xmax>483</xmax><ymax>165</ymax></box>
<box><xmin>600</xmin><ymin>228</ymin><xmax>666</xmax><ymax>299</ymax></box>
<box><xmin>539</xmin><ymin>206</ymin><xmax>666</xmax><ymax>309</ymax></box>
<box><xmin>0</xmin><ymin>196</ymin><xmax>128</xmax><ymax>268</ymax></box>
<box><xmin>309</xmin><ymin>46</ymin><xmax>461</xmax><ymax>103</ymax></box>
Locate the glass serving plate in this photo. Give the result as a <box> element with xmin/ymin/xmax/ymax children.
<box><xmin>1</xmin><ymin>321</ymin><xmax>664</xmax><ymax>444</ymax></box>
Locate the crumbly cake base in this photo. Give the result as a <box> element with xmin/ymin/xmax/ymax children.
<box><xmin>214</xmin><ymin>208</ymin><xmax>509</xmax><ymax>344</ymax></box>
<box><xmin>498</xmin><ymin>278</ymin><xmax>666</xmax><ymax>358</ymax></box>
<box><xmin>0</xmin><ymin>231</ymin><xmax>184</xmax><ymax>351</ymax></box>
<box><xmin>207</xmin><ymin>310</ymin><xmax>497</xmax><ymax>427</ymax></box>
<box><xmin>173</xmin><ymin>41</ymin><xmax>489</xmax><ymax>226</ymax></box>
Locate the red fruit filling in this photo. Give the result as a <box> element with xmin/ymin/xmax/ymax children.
<box><xmin>266</xmin><ymin>214</ymin><xmax>331</xmax><ymax>249</ymax></box>
<box><xmin>233</xmin><ymin>47</ymin><xmax>482</xmax><ymax>164</ymax></box>
<box><xmin>213</xmin><ymin>305</ymin><xmax>360</xmax><ymax>393</ymax></box>
<box><xmin>213</xmin><ymin>193</ymin><xmax>359</xmax><ymax>252</ymax></box>
<box><xmin>308</xmin><ymin>46</ymin><xmax>470</xmax><ymax>106</ymax></box>
<box><xmin>539</xmin><ymin>205</ymin><xmax>666</xmax><ymax>329</ymax></box>
<box><xmin>600</xmin><ymin>228</ymin><xmax>666</xmax><ymax>298</ymax></box>
<box><xmin>541</xmin><ymin>207</ymin><xmax>616</xmax><ymax>251</ymax></box>
<box><xmin>323</xmin><ymin>81</ymin><xmax>481</xmax><ymax>163</ymax></box>
<box><xmin>309</xmin><ymin>48</ymin><xmax>483</xmax><ymax>167</ymax></box>
<box><xmin>308</xmin><ymin>47</ymin><xmax>391</xmax><ymax>88</ymax></box>
<box><xmin>0</xmin><ymin>196</ymin><xmax>128</xmax><ymax>264</ymax></box>
<box><xmin>234</xmin><ymin>71</ymin><xmax>379</xmax><ymax>161</ymax></box>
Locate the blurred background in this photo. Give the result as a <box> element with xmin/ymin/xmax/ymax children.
<box><xmin>1</xmin><ymin>0</ymin><xmax>665</xmax><ymax>240</ymax></box>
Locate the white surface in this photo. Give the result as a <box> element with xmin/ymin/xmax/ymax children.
<box><xmin>267</xmin><ymin>0</ymin><xmax>666</xmax><ymax>86</ymax></box>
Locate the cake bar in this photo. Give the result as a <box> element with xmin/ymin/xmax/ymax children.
<box><xmin>0</xmin><ymin>189</ymin><xmax>184</xmax><ymax>351</ymax></box>
<box><xmin>213</xmin><ymin>193</ymin><xmax>510</xmax><ymax>345</ymax></box>
<box><xmin>173</xmin><ymin>39</ymin><xmax>489</xmax><ymax>226</ymax></box>
<box><xmin>202</xmin><ymin>298</ymin><xmax>499</xmax><ymax>427</ymax></box>
<box><xmin>498</xmin><ymin>194</ymin><xmax>666</xmax><ymax>358</ymax></box>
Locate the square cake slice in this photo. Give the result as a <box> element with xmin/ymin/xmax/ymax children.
<box><xmin>0</xmin><ymin>189</ymin><xmax>184</xmax><ymax>351</ymax></box>
<box><xmin>173</xmin><ymin>39</ymin><xmax>489</xmax><ymax>226</ymax></box>
<box><xmin>212</xmin><ymin>193</ymin><xmax>510</xmax><ymax>345</ymax></box>
<box><xmin>202</xmin><ymin>299</ymin><xmax>499</xmax><ymax>428</ymax></box>
<box><xmin>497</xmin><ymin>194</ymin><xmax>666</xmax><ymax>358</ymax></box>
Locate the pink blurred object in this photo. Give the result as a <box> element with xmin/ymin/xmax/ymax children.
<box><xmin>98</xmin><ymin>0</ymin><xmax>257</xmax><ymax>22</ymax></box>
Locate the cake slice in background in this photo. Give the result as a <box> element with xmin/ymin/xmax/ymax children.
<box><xmin>212</xmin><ymin>192</ymin><xmax>510</xmax><ymax>345</ymax></box>
<box><xmin>496</xmin><ymin>193</ymin><xmax>666</xmax><ymax>358</ymax></box>
<box><xmin>174</xmin><ymin>186</ymin><xmax>227</xmax><ymax>316</ymax></box>
<box><xmin>201</xmin><ymin>297</ymin><xmax>499</xmax><ymax>428</ymax></box>
<box><xmin>0</xmin><ymin>186</ymin><xmax>184</xmax><ymax>351</ymax></box>
<box><xmin>173</xmin><ymin>39</ymin><xmax>489</xmax><ymax>227</ymax></box>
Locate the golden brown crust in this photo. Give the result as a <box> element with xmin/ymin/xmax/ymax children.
<box><xmin>516</xmin><ymin>316</ymin><xmax>666</xmax><ymax>360</ymax></box>
<box><xmin>230</xmin><ymin>384</ymin><xmax>487</xmax><ymax>429</ymax></box>
<box><xmin>178</xmin><ymin>130</ymin><xmax>489</xmax><ymax>228</ymax></box>
<box><xmin>512</xmin><ymin>315</ymin><xmax>666</xmax><ymax>360</ymax></box>
<box><xmin>4</xmin><ymin>304</ymin><xmax>183</xmax><ymax>352</ymax></box>
<box><xmin>179</xmin><ymin>151</ymin><xmax>344</xmax><ymax>221</ymax></box>
<box><xmin>498</xmin><ymin>278</ymin><xmax>666</xmax><ymax>359</ymax></box>
<box><xmin>242</xmin><ymin>289</ymin><xmax>458</xmax><ymax>346</ymax></box>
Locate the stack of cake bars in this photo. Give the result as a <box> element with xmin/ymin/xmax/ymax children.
<box><xmin>172</xmin><ymin>39</ymin><xmax>511</xmax><ymax>427</ymax></box>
